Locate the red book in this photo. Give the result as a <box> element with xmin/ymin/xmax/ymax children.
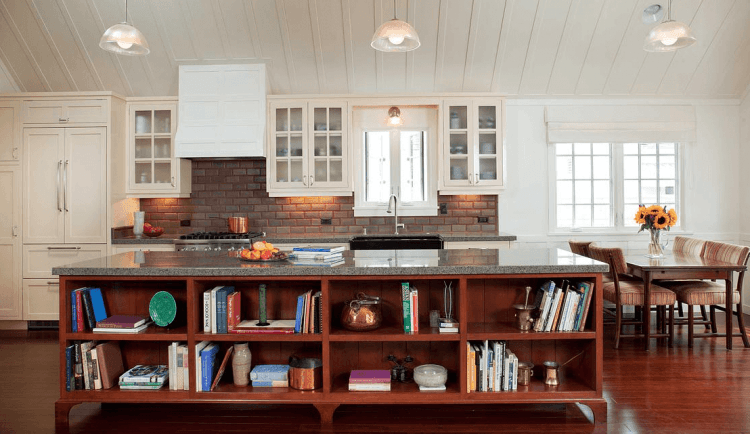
<box><xmin>75</xmin><ymin>289</ymin><xmax>84</xmax><ymax>332</ymax></box>
<box><xmin>210</xmin><ymin>346</ymin><xmax>234</xmax><ymax>391</ymax></box>
<box><xmin>349</xmin><ymin>370</ymin><xmax>391</xmax><ymax>384</ymax></box>
<box><xmin>227</xmin><ymin>292</ymin><xmax>241</xmax><ymax>332</ymax></box>
<box><xmin>95</xmin><ymin>314</ymin><xmax>148</xmax><ymax>329</ymax></box>
<box><xmin>94</xmin><ymin>341</ymin><xmax>124</xmax><ymax>390</ymax></box>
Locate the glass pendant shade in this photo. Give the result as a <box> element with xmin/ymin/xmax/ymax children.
<box><xmin>644</xmin><ymin>20</ymin><xmax>696</xmax><ymax>52</ymax></box>
<box><xmin>371</xmin><ymin>19</ymin><xmax>420</xmax><ymax>52</ymax></box>
<box><xmin>100</xmin><ymin>22</ymin><xmax>150</xmax><ymax>55</ymax></box>
<box><xmin>387</xmin><ymin>107</ymin><xmax>403</xmax><ymax>126</ymax></box>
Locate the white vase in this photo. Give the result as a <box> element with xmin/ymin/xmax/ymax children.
<box><xmin>232</xmin><ymin>343</ymin><xmax>251</xmax><ymax>386</ymax></box>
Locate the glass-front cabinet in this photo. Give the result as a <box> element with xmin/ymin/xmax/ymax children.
<box><xmin>440</xmin><ymin>98</ymin><xmax>504</xmax><ymax>194</ymax></box>
<box><xmin>268</xmin><ymin>100</ymin><xmax>349</xmax><ymax>196</ymax></box>
<box><xmin>127</xmin><ymin>102</ymin><xmax>191</xmax><ymax>197</ymax></box>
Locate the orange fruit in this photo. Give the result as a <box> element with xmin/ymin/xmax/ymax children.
<box><xmin>252</xmin><ymin>241</ymin><xmax>266</xmax><ymax>251</ymax></box>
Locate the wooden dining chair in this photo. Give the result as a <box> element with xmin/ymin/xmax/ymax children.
<box><xmin>659</xmin><ymin>241</ymin><xmax>750</xmax><ymax>348</ymax></box>
<box><xmin>588</xmin><ymin>245</ymin><xmax>675</xmax><ymax>349</ymax></box>
<box><xmin>669</xmin><ymin>236</ymin><xmax>712</xmax><ymax>330</ymax></box>
<box><xmin>568</xmin><ymin>240</ymin><xmax>595</xmax><ymax>258</ymax></box>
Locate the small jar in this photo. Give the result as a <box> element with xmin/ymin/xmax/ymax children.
<box><xmin>450</xmin><ymin>112</ymin><xmax>460</xmax><ymax>129</ymax></box>
<box><xmin>232</xmin><ymin>343</ymin><xmax>252</xmax><ymax>386</ymax></box>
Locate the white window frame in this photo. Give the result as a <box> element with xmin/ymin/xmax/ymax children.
<box><xmin>352</xmin><ymin>107</ymin><xmax>438</xmax><ymax>217</ymax></box>
<box><xmin>548</xmin><ymin>142</ymin><xmax>684</xmax><ymax>234</ymax></box>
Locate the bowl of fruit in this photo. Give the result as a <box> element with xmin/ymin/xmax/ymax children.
<box><xmin>239</xmin><ymin>241</ymin><xmax>288</xmax><ymax>262</ymax></box>
<box><xmin>142</xmin><ymin>223</ymin><xmax>164</xmax><ymax>238</ymax></box>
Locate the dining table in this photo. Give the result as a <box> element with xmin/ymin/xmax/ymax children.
<box><xmin>624</xmin><ymin>252</ymin><xmax>749</xmax><ymax>350</ymax></box>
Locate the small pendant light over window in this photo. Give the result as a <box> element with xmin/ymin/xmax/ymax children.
<box><xmin>387</xmin><ymin>107</ymin><xmax>403</xmax><ymax>126</ymax></box>
<box><xmin>643</xmin><ymin>0</ymin><xmax>696</xmax><ymax>52</ymax></box>
<box><xmin>99</xmin><ymin>0</ymin><xmax>150</xmax><ymax>56</ymax></box>
<box><xmin>371</xmin><ymin>0</ymin><xmax>420</xmax><ymax>52</ymax></box>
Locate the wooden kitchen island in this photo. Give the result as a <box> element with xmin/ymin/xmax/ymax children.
<box><xmin>53</xmin><ymin>248</ymin><xmax>607</xmax><ymax>430</ymax></box>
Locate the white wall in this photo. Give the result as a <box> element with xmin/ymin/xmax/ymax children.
<box><xmin>500</xmin><ymin>99</ymin><xmax>742</xmax><ymax>250</ymax></box>
<box><xmin>740</xmin><ymin>91</ymin><xmax>750</xmax><ymax>313</ymax></box>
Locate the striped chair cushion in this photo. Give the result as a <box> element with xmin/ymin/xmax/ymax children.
<box><xmin>569</xmin><ymin>240</ymin><xmax>595</xmax><ymax>258</ymax></box>
<box><xmin>702</xmin><ymin>241</ymin><xmax>750</xmax><ymax>266</ymax></box>
<box><xmin>661</xmin><ymin>281</ymin><xmax>740</xmax><ymax>305</ymax></box>
<box><xmin>672</xmin><ymin>236</ymin><xmax>706</xmax><ymax>256</ymax></box>
<box><xmin>602</xmin><ymin>281</ymin><xmax>676</xmax><ymax>306</ymax></box>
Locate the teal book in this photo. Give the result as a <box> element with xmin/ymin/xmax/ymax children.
<box><xmin>250</xmin><ymin>364</ymin><xmax>289</xmax><ymax>382</ymax></box>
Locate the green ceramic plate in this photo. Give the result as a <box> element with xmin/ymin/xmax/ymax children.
<box><xmin>149</xmin><ymin>291</ymin><xmax>176</xmax><ymax>327</ymax></box>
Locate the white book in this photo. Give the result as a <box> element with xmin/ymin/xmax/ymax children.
<box><xmin>535</xmin><ymin>282</ymin><xmax>556</xmax><ymax>332</ymax></box>
<box><xmin>544</xmin><ymin>287</ymin><xmax>563</xmax><ymax>332</ymax></box>
<box><xmin>195</xmin><ymin>341</ymin><xmax>210</xmax><ymax>392</ymax></box>
<box><xmin>493</xmin><ymin>341</ymin><xmax>501</xmax><ymax>392</ymax></box>
<box><xmin>482</xmin><ymin>340</ymin><xmax>489</xmax><ymax>392</ymax></box>
<box><xmin>557</xmin><ymin>290</ymin><xmax>573</xmax><ymax>332</ymax></box>
<box><xmin>170</xmin><ymin>342</ymin><xmax>178</xmax><ymax>390</ymax></box>
<box><xmin>418</xmin><ymin>385</ymin><xmax>446</xmax><ymax>391</ymax></box>
<box><xmin>90</xmin><ymin>347</ymin><xmax>102</xmax><ymax>390</ymax></box>
<box><xmin>80</xmin><ymin>341</ymin><xmax>94</xmax><ymax>390</ymax></box>
<box><xmin>180</xmin><ymin>345</ymin><xmax>189</xmax><ymax>391</ymax></box>
<box><xmin>348</xmin><ymin>383</ymin><xmax>391</xmax><ymax>391</ymax></box>
<box><xmin>92</xmin><ymin>322</ymin><xmax>151</xmax><ymax>333</ymax></box>
<box><xmin>566</xmin><ymin>291</ymin><xmax>581</xmax><ymax>331</ymax></box>
<box><xmin>510</xmin><ymin>352</ymin><xmax>518</xmax><ymax>391</ymax></box>
<box><xmin>210</xmin><ymin>286</ymin><xmax>222</xmax><ymax>334</ymax></box>
<box><xmin>203</xmin><ymin>290</ymin><xmax>212</xmax><ymax>333</ymax></box>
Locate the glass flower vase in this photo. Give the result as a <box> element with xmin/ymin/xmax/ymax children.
<box><xmin>646</xmin><ymin>229</ymin><xmax>664</xmax><ymax>258</ymax></box>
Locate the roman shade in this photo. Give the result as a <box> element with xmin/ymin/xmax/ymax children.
<box><xmin>545</xmin><ymin>105</ymin><xmax>696</xmax><ymax>143</ymax></box>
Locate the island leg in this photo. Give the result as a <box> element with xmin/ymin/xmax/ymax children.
<box><xmin>55</xmin><ymin>400</ymin><xmax>79</xmax><ymax>433</ymax></box>
<box><xmin>313</xmin><ymin>403</ymin><xmax>339</xmax><ymax>424</ymax></box>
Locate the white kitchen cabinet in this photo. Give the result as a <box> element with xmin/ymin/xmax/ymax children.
<box><xmin>0</xmin><ymin>100</ymin><xmax>21</xmax><ymax>164</ymax></box>
<box><xmin>22</xmin><ymin>279</ymin><xmax>59</xmax><ymax>321</ymax></box>
<box><xmin>0</xmin><ymin>167</ymin><xmax>22</xmax><ymax>319</ymax></box>
<box><xmin>267</xmin><ymin>101</ymin><xmax>350</xmax><ymax>197</ymax></box>
<box><xmin>22</xmin><ymin>244</ymin><xmax>108</xmax><ymax>279</ymax></box>
<box><xmin>111</xmin><ymin>244</ymin><xmax>174</xmax><ymax>254</ymax></box>
<box><xmin>23</xmin><ymin>127</ymin><xmax>107</xmax><ymax>244</ymax></box>
<box><xmin>440</xmin><ymin>99</ymin><xmax>504</xmax><ymax>194</ymax></box>
<box><xmin>126</xmin><ymin>102</ymin><xmax>190</xmax><ymax>197</ymax></box>
<box><xmin>21</xmin><ymin>99</ymin><xmax>108</xmax><ymax>125</ymax></box>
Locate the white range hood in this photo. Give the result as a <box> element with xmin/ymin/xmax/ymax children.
<box><xmin>175</xmin><ymin>64</ymin><xmax>266</xmax><ymax>158</ymax></box>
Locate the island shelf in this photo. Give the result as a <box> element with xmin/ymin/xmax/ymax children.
<box><xmin>54</xmin><ymin>249</ymin><xmax>607</xmax><ymax>429</ymax></box>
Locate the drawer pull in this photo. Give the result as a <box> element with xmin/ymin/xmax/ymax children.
<box><xmin>46</xmin><ymin>281</ymin><xmax>59</xmax><ymax>285</ymax></box>
<box><xmin>47</xmin><ymin>246</ymin><xmax>82</xmax><ymax>250</ymax></box>
<box><xmin>59</xmin><ymin>117</ymin><xmax>69</xmax><ymax>122</ymax></box>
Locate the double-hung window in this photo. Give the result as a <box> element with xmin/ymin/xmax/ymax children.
<box><xmin>553</xmin><ymin>142</ymin><xmax>680</xmax><ymax>231</ymax></box>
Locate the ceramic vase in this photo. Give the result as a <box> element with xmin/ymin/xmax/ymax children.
<box><xmin>232</xmin><ymin>343</ymin><xmax>251</xmax><ymax>386</ymax></box>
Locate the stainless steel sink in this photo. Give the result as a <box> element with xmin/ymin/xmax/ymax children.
<box><xmin>349</xmin><ymin>234</ymin><xmax>444</xmax><ymax>250</ymax></box>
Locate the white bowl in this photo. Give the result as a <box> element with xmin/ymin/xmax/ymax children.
<box><xmin>413</xmin><ymin>364</ymin><xmax>447</xmax><ymax>387</ymax></box>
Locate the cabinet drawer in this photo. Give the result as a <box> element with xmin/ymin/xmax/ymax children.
<box><xmin>111</xmin><ymin>244</ymin><xmax>174</xmax><ymax>254</ymax></box>
<box><xmin>22</xmin><ymin>100</ymin><xmax>108</xmax><ymax>124</ymax></box>
<box><xmin>23</xmin><ymin>278</ymin><xmax>59</xmax><ymax>321</ymax></box>
<box><xmin>23</xmin><ymin>244</ymin><xmax>107</xmax><ymax>278</ymax></box>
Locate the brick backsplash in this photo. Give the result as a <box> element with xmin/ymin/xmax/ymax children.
<box><xmin>140</xmin><ymin>159</ymin><xmax>497</xmax><ymax>237</ymax></box>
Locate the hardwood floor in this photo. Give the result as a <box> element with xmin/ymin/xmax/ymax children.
<box><xmin>2</xmin><ymin>312</ymin><xmax>749</xmax><ymax>434</ymax></box>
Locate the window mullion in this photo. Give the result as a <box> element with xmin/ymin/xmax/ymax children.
<box><xmin>613</xmin><ymin>143</ymin><xmax>624</xmax><ymax>230</ymax></box>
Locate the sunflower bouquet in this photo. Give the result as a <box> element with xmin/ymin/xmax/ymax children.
<box><xmin>634</xmin><ymin>204</ymin><xmax>677</xmax><ymax>257</ymax></box>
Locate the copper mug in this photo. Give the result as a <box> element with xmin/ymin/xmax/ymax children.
<box><xmin>341</xmin><ymin>293</ymin><xmax>382</xmax><ymax>331</ymax></box>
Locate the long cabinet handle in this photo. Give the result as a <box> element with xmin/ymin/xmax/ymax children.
<box><xmin>46</xmin><ymin>281</ymin><xmax>59</xmax><ymax>285</ymax></box>
<box><xmin>475</xmin><ymin>173</ymin><xmax>479</xmax><ymax>184</ymax></box>
<box><xmin>58</xmin><ymin>117</ymin><xmax>69</xmax><ymax>122</ymax></box>
<box><xmin>64</xmin><ymin>160</ymin><xmax>69</xmax><ymax>212</ymax></box>
<box><xmin>302</xmin><ymin>176</ymin><xmax>307</xmax><ymax>186</ymax></box>
<box><xmin>171</xmin><ymin>176</ymin><xmax>175</xmax><ymax>187</ymax></box>
<box><xmin>310</xmin><ymin>176</ymin><xmax>314</xmax><ymax>186</ymax></box>
<box><xmin>47</xmin><ymin>246</ymin><xmax>81</xmax><ymax>250</ymax></box>
<box><xmin>57</xmin><ymin>161</ymin><xmax>62</xmax><ymax>212</ymax></box>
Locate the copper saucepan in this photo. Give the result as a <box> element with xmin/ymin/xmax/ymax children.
<box><xmin>227</xmin><ymin>217</ymin><xmax>248</xmax><ymax>233</ymax></box>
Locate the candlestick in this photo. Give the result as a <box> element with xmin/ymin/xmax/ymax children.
<box><xmin>256</xmin><ymin>284</ymin><xmax>270</xmax><ymax>326</ymax></box>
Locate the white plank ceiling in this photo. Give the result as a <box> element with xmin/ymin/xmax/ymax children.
<box><xmin>0</xmin><ymin>0</ymin><xmax>748</xmax><ymax>98</ymax></box>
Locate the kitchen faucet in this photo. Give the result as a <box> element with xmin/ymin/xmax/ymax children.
<box><xmin>386</xmin><ymin>194</ymin><xmax>405</xmax><ymax>234</ymax></box>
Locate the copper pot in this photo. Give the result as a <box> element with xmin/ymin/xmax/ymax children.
<box><xmin>288</xmin><ymin>355</ymin><xmax>322</xmax><ymax>390</ymax></box>
<box><xmin>227</xmin><ymin>217</ymin><xmax>248</xmax><ymax>233</ymax></box>
<box><xmin>341</xmin><ymin>293</ymin><xmax>382</xmax><ymax>331</ymax></box>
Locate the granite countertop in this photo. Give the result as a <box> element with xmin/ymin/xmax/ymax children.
<box><xmin>53</xmin><ymin>248</ymin><xmax>606</xmax><ymax>277</ymax></box>
<box><xmin>111</xmin><ymin>232</ymin><xmax>518</xmax><ymax>245</ymax></box>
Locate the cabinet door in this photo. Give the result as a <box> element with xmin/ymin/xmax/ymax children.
<box><xmin>0</xmin><ymin>167</ymin><xmax>21</xmax><ymax>319</ymax></box>
<box><xmin>22</xmin><ymin>279</ymin><xmax>59</xmax><ymax>320</ymax></box>
<box><xmin>308</xmin><ymin>103</ymin><xmax>348</xmax><ymax>190</ymax></box>
<box><xmin>443</xmin><ymin>101</ymin><xmax>472</xmax><ymax>187</ymax></box>
<box><xmin>22</xmin><ymin>99</ymin><xmax>107</xmax><ymax>124</ymax></box>
<box><xmin>65</xmin><ymin>128</ymin><xmax>107</xmax><ymax>243</ymax></box>
<box><xmin>23</xmin><ymin>128</ymin><xmax>66</xmax><ymax>244</ymax></box>
<box><xmin>0</xmin><ymin>101</ymin><xmax>20</xmax><ymax>164</ymax></box>
<box><xmin>472</xmin><ymin>103</ymin><xmax>502</xmax><ymax>187</ymax></box>
<box><xmin>269</xmin><ymin>104</ymin><xmax>307</xmax><ymax>190</ymax></box>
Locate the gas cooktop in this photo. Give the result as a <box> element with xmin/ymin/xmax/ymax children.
<box><xmin>174</xmin><ymin>231</ymin><xmax>265</xmax><ymax>252</ymax></box>
<box><xmin>178</xmin><ymin>231</ymin><xmax>264</xmax><ymax>240</ymax></box>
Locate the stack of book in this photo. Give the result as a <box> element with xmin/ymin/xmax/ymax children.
<box><xmin>119</xmin><ymin>365</ymin><xmax>168</xmax><ymax>390</ymax></box>
<box><xmin>92</xmin><ymin>314</ymin><xmax>151</xmax><ymax>333</ymax></box>
<box><xmin>230</xmin><ymin>319</ymin><xmax>296</xmax><ymax>334</ymax></box>
<box><xmin>294</xmin><ymin>290</ymin><xmax>322</xmax><ymax>334</ymax></box>
<box><xmin>348</xmin><ymin>369</ymin><xmax>391</xmax><ymax>391</ymax></box>
<box><xmin>65</xmin><ymin>340</ymin><xmax>126</xmax><ymax>391</ymax></box>
<box><xmin>250</xmin><ymin>364</ymin><xmax>290</xmax><ymax>387</ymax></box>
<box><xmin>401</xmin><ymin>282</ymin><xmax>419</xmax><ymax>333</ymax></box>
<box><xmin>71</xmin><ymin>287</ymin><xmax>107</xmax><ymax>332</ymax></box>
<box><xmin>167</xmin><ymin>341</ymin><xmax>189</xmax><ymax>390</ymax></box>
<box><xmin>438</xmin><ymin>317</ymin><xmax>459</xmax><ymax>334</ymax></box>
<box><xmin>533</xmin><ymin>280</ymin><xmax>594</xmax><ymax>332</ymax></box>
<box><xmin>467</xmin><ymin>340</ymin><xmax>517</xmax><ymax>392</ymax></box>
<box><xmin>289</xmin><ymin>245</ymin><xmax>345</xmax><ymax>267</ymax></box>
<box><xmin>202</xmin><ymin>286</ymin><xmax>239</xmax><ymax>334</ymax></box>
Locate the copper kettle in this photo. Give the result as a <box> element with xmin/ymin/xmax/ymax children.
<box><xmin>341</xmin><ymin>293</ymin><xmax>382</xmax><ymax>331</ymax></box>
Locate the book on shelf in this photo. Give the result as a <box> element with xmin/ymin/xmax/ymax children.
<box><xmin>349</xmin><ymin>382</ymin><xmax>390</xmax><ymax>391</ymax></box>
<box><xmin>95</xmin><ymin>314</ymin><xmax>148</xmax><ymax>329</ymax></box>
<box><xmin>70</xmin><ymin>292</ymin><xmax>77</xmax><ymax>333</ymax></box>
<box><xmin>73</xmin><ymin>342</ymin><xmax>83</xmax><ymax>390</ymax></box>
<box><xmin>90</xmin><ymin>347</ymin><xmax>102</xmax><ymax>389</ymax></box>
<box><xmin>194</xmin><ymin>341</ymin><xmax>210</xmax><ymax>392</ymax></box>
<box><xmin>119</xmin><ymin>365</ymin><xmax>168</xmax><ymax>387</ymax></box>
<box><xmin>292</xmin><ymin>245</ymin><xmax>345</xmax><ymax>253</ymax></box>
<box><xmin>410</xmin><ymin>285</ymin><xmax>419</xmax><ymax>332</ymax></box>
<box><xmin>168</xmin><ymin>342</ymin><xmax>177</xmax><ymax>390</ymax></box>
<box><xmin>418</xmin><ymin>384</ymin><xmax>446</xmax><ymax>391</ymax></box>
<box><xmin>179</xmin><ymin>345</ymin><xmax>189</xmax><ymax>390</ymax></box>
<box><xmin>88</xmin><ymin>288</ymin><xmax>107</xmax><ymax>324</ymax></box>
<box><xmin>289</xmin><ymin>251</ymin><xmax>343</xmax><ymax>261</ymax></box>
<box><xmin>288</xmin><ymin>258</ymin><xmax>345</xmax><ymax>267</ymax></box>
<box><xmin>80</xmin><ymin>341</ymin><xmax>94</xmax><ymax>390</ymax></box>
<box><xmin>349</xmin><ymin>369</ymin><xmax>390</xmax><ymax>384</ymax></box>
<box><xmin>577</xmin><ymin>281</ymin><xmax>595</xmax><ymax>331</ymax></box>
<box><xmin>65</xmin><ymin>345</ymin><xmax>74</xmax><ymax>392</ymax></box>
<box><xmin>227</xmin><ymin>291</ymin><xmax>241</xmax><ymax>332</ymax></box>
<box><xmin>210</xmin><ymin>286</ymin><xmax>222</xmax><ymax>334</ymax></box>
<box><xmin>210</xmin><ymin>346</ymin><xmax>234</xmax><ymax>391</ymax></box>
<box><xmin>401</xmin><ymin>282</ymin><xmax>411</xmax><ymax>333</ymax></box>
<box><xmin>250</xmin><ymin>364</ymin><xmax>289</xmax><ymax>382</ymax></box>
<box><xmin>439</xmin><ymin>318</ymin><xmax>459</xmax><ymax>328</ymax></box>
<box><xmin>252</xmin><ymin>380</ymin><xmax>289</xmax><ymax>387</ymax></box>
<box><xmin>95</xmin><ymin>341</ymin><xmax>124</xmax><ymax>390</ymax></box>
<box><xmin>438</xmin><ymin>327</ymin><xmax>459</xmax><ymax>333</ymax></box>
<box><xmin>119</xmin><ymin>383</ymin><xmax>167</xmax><ymax>390</ymax></box>
<box><xmin>314</xmin><ymin>291</ymin><xmax>322</xmax><ymax>334</ymax></box>
<box><xmin>73</xmin><ymin>288</ymin><xmax>86</xmax><ymax>332</ymax></box>
<box><xmin>533</xmin><ymin>280</ymin><xmax>556</xmax><ymax>332</ymax></box>
<box><xmin>91</xmin><ymin>321</ymin><xmax>151</xmax><ymax>334</ymax></box>
<box><xmin>232</xmin><ymin>319</ymin><xmax>296</xmax><ymax>332</ymax></box>
<box><xmin>203</xmin><ymin>289</ymin><xmax>212</xmax><ymax>333</ymax></box>
<box><xmin>200</xmin><ymin>343</ymin><xmax>220</xmax><ymax>392</ymax></box>
<box><xmin>294</xmin><ymin>293</ymin><xmax>305</xmax><ymax>333</ymax></box>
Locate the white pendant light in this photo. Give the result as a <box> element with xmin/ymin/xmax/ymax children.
<box><xmin>644</xmin><ymin>0</ymin><xmax>696</xmax><ymax>52</ymax></box>
<box><xmin>371</xmin><ymin>0</ymin><xmax>420</xmax><ymax>52</ymax></box>
<box><xmin>99</xmin><ymin>0</ymin><xmax>150</xmax><ymax>56</ymax></box>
